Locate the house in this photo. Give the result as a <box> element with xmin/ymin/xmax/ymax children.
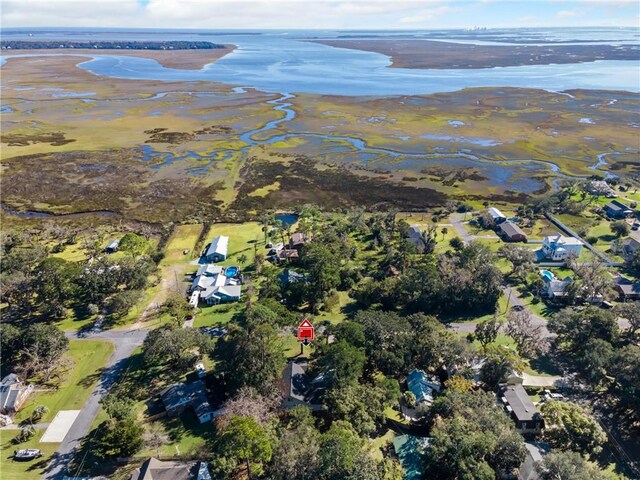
<box><xmin>289</xmin><ymin>232</ymin><xmax>308</xmax><ymax>252</ymax></box>
<box><xmin>614</xmin><ymin>277</ymin><xmax>640</xmax><ymax>301</ymax></box>
<box><xmin>518</xmin><ymin>443</ymin><xmax>548</xmax><ymax>480</ymax></box>
<box><xmin>279</xmin><ymin>269</ymin><xmax>308</xmax><ymax>286</ymax></box>
<box><xmin>276</xmin><ymin>248</ymin><xmax>299</xmax><ymax>263</ymax></box>
<box><xmin>204</xmin><ymin>235</ymin><xmax>229</xmax><ymax>263</ymax></box>
<box><xmin>196</xmin><ymin>264</ymin><xmax>224</xmax><ymax>277</ymax></box>
<box><xmin>200</xmin><ymin>285</ymin><xmax>242</xmax><ymax>305</ymax></box>
<box><xmin>0</xmin><ymin>374</ymin><xmax>33</xmax><ymax>414</ymax></box>
<box><xmin>405</xmin><ymin>226</ymin><xmax>426</xmax><ymax>250</ymax></box>
<box><xmin>546</xmin><ymin>277</ymin><xmax>573</xmax><ymax>300</ymax></box>
<box><xmin>281</xmin><ymin>361</ymin><xmax>326</xmax><ymax>411</ymax></box>
<box><xmin>129</xmin><ymin>457</ymin><xmax>212</xmax><ymax>480</ymax></box>
<box><xmin>407</xmin><ymin>369</ymin><xmax>441</xmax><ymax>406</ymax></box>
<box><xmin>604</xmin><ymin>200</ymin><xmax>634</xmax><ymax>219</ymax></box>
<box><xmin>541</xmin><ymin>234</ymin><xmax>583</xmax><ymax>261</ymax></box>
<box><xmin>160</xmin><ymin>380</ymin><xmax>213</xmax><ymax>424</ymax></box>
<box><xmin>499</xmin><ymin>384</ymin><xmax>544</xmax><ymax>435</ymax></box>
<box><xmin>105</xmin><ymin>239</ymin><xmax>120</xmax><ymax>253</ymax></box>
<box><xmin>620</xmin><ymin>237</ymin><xmax>640</xmax><ymax>260</ymax></box>
<box><xmin>586</xmin><ymin>180</ymin><xmax>617</xmax><ymax>198</ymax></box>
<box><xmin>498</xmin><ymin>221</ymin><xmax>528</xmax><ymax>243</ymax></box>
<box><xmin>488</xmin><ymin>207</ymin><xmax>507</xmax><ymax>224</ymax></box>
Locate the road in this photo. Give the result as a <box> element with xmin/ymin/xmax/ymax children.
<box><xmin>44</xmin><ymin>328</ymin><xmax>148</xmax><ymax>480</ymax></box>
<box><xmin>450</xmin><ymin>213</ymin><xmax>499</xmax><ymax>243</ymax></box>
<box><xmin>449</xmin><ymin>285</ymin><xmax>552</xmax><ymax>338</ymax></box>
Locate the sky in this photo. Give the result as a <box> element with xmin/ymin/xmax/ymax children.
<box><xmin>1</xmin><ymin>0</ymin><xmax>639</xmax><ymax>30</ymax></box>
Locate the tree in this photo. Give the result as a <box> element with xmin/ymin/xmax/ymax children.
<box><xmin>215</xmin><ymin>416</ymin><xmax>272</xmax><ymax>480</ymax></box>
<box><xmin>95</xmin><ymin>417</ymin><xmax>143</xmax><ymax>459</ymax></box>
<box><xmin>160</xmin><ymin>291</ymin><xmax>192</xmax><ymax>325</ymax></box>
<box><xmin>317</xmin><ymin>421</ymin><xmax>382</xmax><ymax>480</ymax></box>
<box><xmin>101</xmin><ymin>392</ymin><xmax>136</xmax><ymax>421</ymax></box>
<box><xmin>315</xmin><ymin>341</ymin><xmax>366</xmax><ymax>388</ymax></box>
<box><xmin>268</xmin><ymin>406</ymin><xmax>321</xmax><ymax>480</ymax></box>
<box><xmin>143</xmin><ymin>325</ymin><xmax>212</xmax><ymax>368</ymax></box>
<box><xmin>106</xmin><ymin>289</ymin><xmax>143</xmax><ymax>320</ymax></box>
<box><xmin>218</xmin><ymin>324</ymin><xmax>286</xmax><ymax>396</ymax></box>
<box><xmin>144</xmin><ymin>422</ymin><xmax>169</xmax><ymax>457</ymax></box>
<box><xmin>480</xmin><ymin>345</ymin><xmax>525</xmax><ymax>390</ymax></box>
<box><xmin>219</xmin><ymin>387</ymin><xmax>278</xmax><ymax>429</ymax></box>
<box><xmin>118</xmin><ymin>232</ymin><xmax>149</xmax><ymax>258</ymax></box>
<box><xmin>449</xmin><ymin>236</ymin><xmax>464</xmax><ymax>251</ymax></box>
<box><xmin>549</xmin><ymin>307</ymin><xmax>618</xmax><ymax>355</ymax></box>
<box><xmin>426</xmin><ymin>390</ymin><xmax>526</xmax><ymax>479</ymax></box>
<box><xmin>18</xmin><ymin>324</ymin><xmax>69</xmax><ymax>381</ymax></box>
<box><xmin>324</xmin><ymin>383</ymin><xmax>387</xmax><ymax>436</ymax></box>
<box><xmin>609</xmin><ymin>345</ymin><xmax>640</xmax><ymax>417</ymax></box>
<box><xmin>474</xmin><ymin>316</ymin><xmax>501</xmax><ymax>353</ymax></box>
<box><xmin>445</xmin><ymin>375</ymin><xmax>474</xmax><ymax>393</ymax></box>
<box><xmin>614</xmin><ymin>302</ymin><xmax>640</xmax><ymax>342</ymax></box>
<box><xmin>540</xmin><ymin>450</ymin><xmax>624</xmax><ymax>480</ymax></box>
<box><xmin>506</xmin><ymin>309</ymin><xmax>548</xmax><ymax>359</ymax></box>
<box><xmin>31</xmin><ymin>405</ymin><xmax>49</xmax><ymax>423</ymax></box>
<box><xmin>610</xmin><ymin>220</ymin><xmax>630</xmax><ymax>238</ymax></box>
<box><xmin>33</xmin><ymin>257</ymin><xmax>80</xmax><ymax>317</ymax></box>
<box><xmin>500</xmin><ymin>244</ymin><xmax>535</xmax><ymax>282</ymax></box>
<box><xmin>441</xmin><ymin>227</ymin><xmax>448</xmax><ymax>241</ymax></box>
<box><xmin>540</xmin><ymin>401</ymin><xmax>607</xmax><ymax>455</ymax></box>
<box><xmin>567</xmin><ymin>254</ymin><xmax>612</xmax><ymax>303</ymax></box>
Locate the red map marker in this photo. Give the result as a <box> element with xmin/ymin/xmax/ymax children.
<box><xmin>297</xmin><ymin>319</ymin><xmax>315</xmax><ymax>346</ymax></box>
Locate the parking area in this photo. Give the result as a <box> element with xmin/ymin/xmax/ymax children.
<box><xmin>39</xmin><ymin>410</ymin><xmax>81</xmax><ymax>443</ymax></box>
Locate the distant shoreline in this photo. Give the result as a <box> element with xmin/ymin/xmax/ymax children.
<box><xmin>2</xmin><ymin>45</ymin><xmax>237</xmax><ymax>70</ymax></box>
<box><xmin>311</xmin><ymin>38</ymin><xmax>640</xmax><ymax>70</ymax></box>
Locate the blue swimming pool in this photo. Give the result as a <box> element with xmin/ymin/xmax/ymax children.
<box><xmin>225</xmin><ymin>266</ymin><xmax>239</xmax><ymax>277</ymax></box>
<box><xmin>540</xmin><ymin>270</ymin><xmax>555</xmax><ymax>282</ymax></box>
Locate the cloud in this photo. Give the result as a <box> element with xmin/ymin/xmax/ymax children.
<box><xmin>399</xmin><ymin>5</ymin><xmax>453</xmax><ymax>24</ymax></box>
<box><xmin>555</xmin><ymin>9</ymin><xmax>579</xmax><ymax>18</ymax></box>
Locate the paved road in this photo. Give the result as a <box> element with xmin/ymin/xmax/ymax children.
<box><xmin>45</xmin><ymin>328</ymin><xmax>148</xmax><ymax>480</ymax></box>
<box><xmin>449</xmin><ymin>285</ymin><xmax>552</xmax><ymax>338</ymax></box>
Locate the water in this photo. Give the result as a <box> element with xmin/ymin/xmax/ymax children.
<box><xmin>2</xmin><ymin>28</ymin><xmax>639</xmax><ymax>95</ymax></box>
<box><xmin>275</xmin><ymin>213</ymin><xmax>298</xmax><ymax>227</ymax></box>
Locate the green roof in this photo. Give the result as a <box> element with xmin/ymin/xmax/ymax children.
<box><xmin>393</xmin><ymin>434</ymin><xmax>431</xmax><ymax>480</ymax></box>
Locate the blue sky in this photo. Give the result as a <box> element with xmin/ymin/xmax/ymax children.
<box><xmin>2</xmin><ymin>0</ymin><xmax>639</xmax><ymax>29</ymax></box>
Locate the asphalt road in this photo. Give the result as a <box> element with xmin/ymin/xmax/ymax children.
<box><xmin>44</xmin><ymin>328</ymin><xmax>148</xmax><ymax>480</ymax></box>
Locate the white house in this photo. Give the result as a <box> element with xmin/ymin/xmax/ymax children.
<box><xmin>541</xmin><ymin>234</ymin><xmax>583</xmax><ymax>261</ymax></box>
<box><xmin>204</xmin><ymin>236</ymin><xmax>229</xmax><ymax>263</ymax></box>
<box><xmin>488</xmin><ymin>207</ymin><xmax>507</xmax><ymax>224</ymax></box>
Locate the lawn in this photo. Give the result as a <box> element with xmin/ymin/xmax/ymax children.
<box><xmin>194</xmin><ymin>302</ymin><xmax>243</xmax><ymax>328</ymax></box>
<box><xmin>0</xmin><ymin>429</ymin><xmax>59</xmax><ymax>480</ymax></box>
<box><xmin>15</xmin><ymin>339</ymin><xmax>114</xmax><ymax>424</ymax></box>
<box><xmin>162</xmin><ymin>224</ymin><xmax>203</xmax><ymax>266</ymax></box>
<box><xmin>203</xmin><ymin>222</ymin><xmax>266</xmax><ymax>269</ymax></box>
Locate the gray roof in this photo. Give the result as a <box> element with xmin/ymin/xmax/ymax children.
<box><xmin>283</xmin><ymin>361</ymin><xmax>327</xmax><ymax>405</ymax></box>
<box><xmin>160</xmin><ymin>381</ymin><xmax>212</xmax><ymax>420</ymax></box>
<box><xmin>205</xmin><ymin>235</ymin><xmax>228</xmax><ymax>258</ymax></box>
<box><xmin>279</xmin><ymin>269</ymin><xmax>307</xmax><ymax>286</ymax></box>
<box><xmin>501</xmin><ymin>384</ymin><xmax>541</xmax><ymax>423</ymax></box>
<box><xmin>130</xmin><ymin>458</ymin><xmax>210</xmax><ymax>480</ymax></box>
<box><xmin>488</xmin><ymin>207</ymin><xmax>506</xmax><ymax>219</ymax></box>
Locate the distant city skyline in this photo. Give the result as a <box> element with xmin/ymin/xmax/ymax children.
<box><xmin>2</xmin><ymin>0</ymin><xmax>639</xmax><ymax>30</ymax></box>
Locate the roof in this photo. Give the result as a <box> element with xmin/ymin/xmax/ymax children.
<box><xmin>290</xmin><ymin>232</ymin><xmax>307</xmax><ymax>245</ymax></box>
<box><xmin>544</xmin><ymin>234</ymin><xmax>582</xmax><ymax>247</ymax></box>
<box><xmin>392</xmin><ymin>435</ymin><xmax>431</xmax><ymax>480</ymax></box>
<box><xmin>130</xmin><ymin>458</ymin><xmax>210</xmax><ymax>480</ymax></box>
<box><xmin>205</xmin><ymin>236</ymin><xmax>229</xmax><ymax>258</ymax></box>
<box><xmin>605</xmin><ymin>200</ymin><xmax>631</xmax><ymax>211</ymax></box>
<box><xmin>200</xmin><ymin>285</ymin><xmax>242</xmax><ymax>300</ymax></box>
<box><xmin>501</xmin><ymin>384</ymin><xmax>541</xmax><ymax>422</ymax></box>
<box><xmin>623</xmin><ymin>237</ymin><xmax>640</xmax><ymax>250</ymax></box>
<box><xmin>548</xmin><ymin>278</ymin><xmax>572</xmax><ymax>296</ymax></box>
<box><xmin>160</xmin><ymin>381</ymin><xmax>212</xmax><ymax>420</ymax></box>
<box><xmin>499</xmin><ymin>221</ymin><xmax>526</xmax><ymax>238</ymax></box>
<box><xmin>615</xmin><ymin>279</ymin><xmax>640</xmax><ymax>297</ymax></box>
<box><xmin>277</xmin><ymin>249</ymin><xmax>299</xmax><ymax>259</ymax></box>
<box><xmin>283</xmin><ymin>361</ymin><xmax>328</xmax><ymax>406</ymax></box>
<box><xmin>1</xmin><ymin>374</ymin><xmax>20</xmax><ymax>386</ymax></box>
<box><xmin>196</xmin><ymin>264</ymin><xmax>224</xmax><ymax>277</ymax></box>
<box><xmin>106</xmin><ymin>239</ymin><xmax>120</xmax><ymax>250</ymax></box>
<box><xmin>407</xmin><ymin>369</ymin><xmax>440</xmax><ymax>404</ymax></box>
<box><xmin>488</xmin><ymin>207</ymin><xmax>506</xmax><ymax>219</ymax></box>
<box><xmin>279</xmin><ymin>269</ymin><xmax>307</xmax><ymax>285</ymax></box>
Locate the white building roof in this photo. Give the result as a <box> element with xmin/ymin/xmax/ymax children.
<box><xmin>488</xmin><ymin>207</ymin><xmax>506</xmax><ymax>219</ymax></box>
<box><xmin>196</xmin><ymin>264</ymin><xmax>224</xmax><ymax>276</ymax></box>
<box><xmin>206</xmin><ymin>235</ymin><xmax>229</xmax><ymax>258</ymax></box>
<box><xmin>545</xmin><ymin>234</ymin><xmax>582</xmax><ymax>247</ymax></box>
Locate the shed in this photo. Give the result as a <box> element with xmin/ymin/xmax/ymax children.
<box><xmin>204</xmin><ymin>236</ymin><xmax>229</xmax><ymax>263</ymax></box>
<box><xmin>105</xmin><ymin>239</ymin><xmax>120</xmax><ymax>253</ymax></box>
<box><xmin>488</xmin><ymin>207</ymin><xmax>507</xmax><ymax>224</ymax></box>
<box><xmin>498</xmin><ymin>221</ymin><xmax>527</xmax><ymax>242</ymax></box>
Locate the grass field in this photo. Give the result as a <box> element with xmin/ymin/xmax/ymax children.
<box><xmin>194</xmin><ymin>302</ymin><xmax>243</xmax><ymax>328</ymax></box>
<box><xmin>203</xmin><ymin>222</ymin><xmax>266</xmax><ymax>269</ymax></box>
<box><xmin>162</xmin><ymin>224</ymin><xmax>203</xmax><ymax>266</ymax></box>
<box><xmin>15</xmin><ymin>340</ymin><xmax>114</xmax><ymax>424</ymax></box>
<box><xmin>0</xmin><ymin>429</ymin><xmax>59</xmax><ymax>480</ymax></box>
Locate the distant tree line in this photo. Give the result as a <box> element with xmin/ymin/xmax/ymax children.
<box><xmin>1</xmin><ymin>40</ymin><xmax>226</xmax><ymax>50</ymax></box>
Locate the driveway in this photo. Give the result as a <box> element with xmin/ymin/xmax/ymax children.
<box><xmin>450</xmin><ymin>213</ymin><xmax>499</xmax><ymax>244</ymax></box>
<box><xmin>45</xmin><ymin>328</ymin><xmax>148</xmax><ymax>480</ymax></box>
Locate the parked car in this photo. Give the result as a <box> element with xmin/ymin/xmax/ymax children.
<box><xmin>510</xmin><ymin>305</ymin><xmax>525</xmax><ymax>312</ymax></box>
<box><xmin>14</xmin><ymin>449</ymin><xmax>42</xmax><ymax>461</ymax></box>
<box><xmin>195</xmin><ymin>363</ymin><xmax>207</xmax><ymax>378</ymax></box>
